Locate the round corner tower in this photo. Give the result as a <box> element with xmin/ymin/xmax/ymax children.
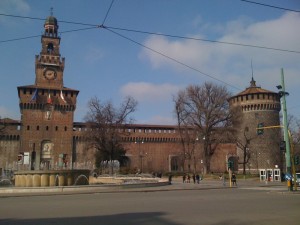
<box><xmin>228</xmin><ymin>78</ymin><xmax>282</xmax><ymax>174</ymax></box>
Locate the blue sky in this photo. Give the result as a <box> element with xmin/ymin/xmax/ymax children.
<box><xmin>0</xmin><ymin>0</ymin><xmax>299</xmax><ymax>125</ymax></box>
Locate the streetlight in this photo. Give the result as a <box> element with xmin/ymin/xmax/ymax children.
<box><xmin>277</xmin><ymin>68</ymin><xmax>292</xmax><ymax>191</ymax></box>
<box><xmin>135</xmin><ymin>138</ymin><xmax>144</xmax><ymax>173</ymax></box>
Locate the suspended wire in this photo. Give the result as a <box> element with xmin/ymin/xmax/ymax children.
<box><xmin>0</xmin><ymin>34</ymin><xmax>41</xmax><ymax>43</ymax></box>
<box><xmin>102</xmin><ymin>0</ymin><xmax>115</xmax><ymax>25</ymax></box>
<box><xmin>0</xmin><ymin>13</ymin><xmax>299</xmax><ymax>54</ymax></box>
<box><xmin>105</xmin><ymin>26</ymin><xmax>300</xmax><ymax>54</ymax></box>
<box><xmin>0</xmin><ymin>26</ymin><xmax>100</xmax><ymax>43</ymax></box>
<box><xmin>104</xmin><ymin>26</ymin><xmax>242</xmax><ymax>91</ymax></box>
<box><xmin>0</xmin><ymin>12</ymin><xmax>297</xmax><ymax>92</ymax></box>
<box><xmin>0</xmin><ymin>13</ymin><xmax>45</xmax><ymax>21</ymax></box>
<box><xmin>240</xmin><ymin>0</ymin><xmax>300</xmax><ymax>13</ymax></box>
<box><xmin>0</xmin><ymin>13</ymin><xmax>99</xmax><ymax>26</ymax></box>
<box><xmin>0</xmin><ymin>10</ymin><xmax>241</xmax><ymax>90</ymax></box>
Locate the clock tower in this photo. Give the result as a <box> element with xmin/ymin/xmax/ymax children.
<box><xmin>17</xmin><ymin>13</ymin><xmax>79</xmax><ymax>170</ymax></box>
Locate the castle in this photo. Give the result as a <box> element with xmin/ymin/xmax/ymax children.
<box><xmin>0</xmin><ymin>14</ymin><xmax>283</xmax><ymax>179</ymax></box>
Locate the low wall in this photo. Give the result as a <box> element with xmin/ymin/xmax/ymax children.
<box><xmin>89</xmin><ymin>176</ymin><xmax>163</xmax><ymax>185</ymax></box>
<box><xmin>14</xmin><ymin>170</ymin><xmax>90</xmax><ymax>187</ymax></box>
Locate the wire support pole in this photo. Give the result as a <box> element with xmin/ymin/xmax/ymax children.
<box><xmin>281</xmin><ymin>69</ymin><xmax>291</xmax><ymax>171</ymax></box>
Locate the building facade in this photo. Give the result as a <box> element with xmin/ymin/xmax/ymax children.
<box><xmin>0</xmin><ymin>15</ymin><xmax>284</xmax><ymax>177</ymax></box>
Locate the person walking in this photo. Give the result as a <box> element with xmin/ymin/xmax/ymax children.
<box><xmin>187</xmin><ymin>174</ymin><xmax>191</xmax><ymax>183</ymax></box>
<box><xmin>231</xmin><ymin>173</ymin><xmax>237</xmax><ymax>186</ymax></box>
<box><xmin>221</xmin><ymin>174</ymin><xmax>226</xmax><ymax>186</ymax></box>
<box><xmin>196</xmin><ymin>174</ymin><xmax>200</xmax><ymax>184</ymax></box>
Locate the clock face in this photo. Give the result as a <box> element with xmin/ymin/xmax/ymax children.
<box><xmin>44</xmin><ymin>69</ymin><xmax>57</xmax><ymax>80</ymax></box>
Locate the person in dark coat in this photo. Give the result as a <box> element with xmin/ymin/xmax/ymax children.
<box><xmin>195</xmin><ymin>174</ymin><xmax>200</xmax><ymax>184</ymax></box>
<box><xmin>231</xmin><ymin>173</ymin><xmax>237</xmax><ymax>186</ymax></box>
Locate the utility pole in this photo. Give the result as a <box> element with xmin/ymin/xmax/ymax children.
<box><xmin>279</xmin><ymin>69</ymin><xmax>292</xmax><ymax>190</ymax></box>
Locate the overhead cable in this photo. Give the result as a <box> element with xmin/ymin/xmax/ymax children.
<box><xmin>102</xmin><ymin>0</ymin><xmax>115</xmax><ymax>25</ymax></box>
<box><xmin>104</xmin><ymin>26</ymin><xmax>242</xmax><ymax>91</ymax></box>
<box><xmin>0</xmin><ymin>13</ymin><xmax>299</xmax><ymax>54</ymax></box>
<box><xmin>105</xmin><ymin>26</ymin><xmax>300</xmax><ymax>54</ymax></box>
<box><xmin>0</xmin><ymin>26</ymin><xmax>100</xmax><ymax>43</ymax></box>
<box><xmin>240</xmin><ymin>0</ymin><xmax>300</xmax><ymax>13</ymax></box>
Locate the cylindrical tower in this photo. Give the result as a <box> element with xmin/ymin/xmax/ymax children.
<box><xmin>229</xmin><ymin>78</ymin><xmax>282</xmax><ymax>174</ymax></box>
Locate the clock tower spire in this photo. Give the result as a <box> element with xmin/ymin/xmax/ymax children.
<box><xmin>35</xmin><ymin>11</ymin><xmax>64</xmax><ymax>89</ymax></box>
<box><xmin>17</xmin><ymin>13</ymin><xmax>79</xmax><ymax>170</ymax></box>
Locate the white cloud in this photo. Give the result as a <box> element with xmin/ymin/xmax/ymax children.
<box><xmin>120</xmin><ymin>82</ymin><xmax>180</xmax><ymax>103</ymax></box>
<box><xmin>0</xmin><ymin>0</ymin><xmax>30</xmax><ymax>14</ymax></box>
<box><xmin>0</xmin><ymin>0</ymin><xmax>30</xmax><ymax>25</ymax></box>
<box><xmin>0</xmin><ymin>106</ymin><xmax>19</xmax><ymax>120</ymax></box>
<box><xmin>140</xmin><ymin>12</ymin><xmax>300</xmax><ymax>89</ymax></box>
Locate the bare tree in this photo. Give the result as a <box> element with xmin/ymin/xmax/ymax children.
<box><xmin>235</xmin><ymin>128</ymin><xmax>255</xmax><ymax>174</ymax></box>
<box><xmin>84</xmin><ymin>96</ymin><xmax>138</xmax><ymax>174</ymax></box>
<box><xmin>174</xmin><ymin>93</ymin><xmax>199</xmax><ymax>173</ymax></box>
<box><xmin>174</xmin><ymin>82</ymin><xmax>234</xmax><ymax>174</ymax></box>
<box><xmin>287</xmin><ymin>115</ymin><xmax>300</xmax><ymax>145</ymax></box>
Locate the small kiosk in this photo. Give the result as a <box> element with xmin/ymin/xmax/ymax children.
<box><xmin>259</xmin><ymin>168</ymin><xmax>281</xmax><ymax>182</ymax></box>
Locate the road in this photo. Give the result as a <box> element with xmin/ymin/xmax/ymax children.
<box><xmin>0</xmin><ymin>184</ymin><xmax>299</xmax><ymax>225</ymax></box>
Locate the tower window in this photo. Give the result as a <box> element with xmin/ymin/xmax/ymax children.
<box><xmin>47</xmin><ymin>43</ymin><xmax>54</xmax><ymax>54</ymax></box>
<box><xmin>37</xmin><ymin>126</ymin><xmax>39</xmax><ymax>131</ymax></box>
<box><xmin>64</xmin><ymin>126</ymin><xmax>67</xmax><ymax>131</ymax></box>
<box><xmin>27</xmin><ymin>125</ymin><xmax>30</xmax><ymax>130</ymax></box>
<box><xmin>46</xmin><ymin>126</ymin><xmax>49</xmax><ymax>131</ymax></box>
<box><xmin>56</xmin><ymin>126</ymin><xmax>58</xmax><ymax>131</ymax></box>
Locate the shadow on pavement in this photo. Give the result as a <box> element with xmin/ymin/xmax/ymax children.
<box><xmin>0</xmin><ymin>212</ymin><xmax>183</xmax><ymax>225</ymax></box>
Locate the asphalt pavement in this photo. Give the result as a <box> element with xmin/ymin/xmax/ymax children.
<box><xmin>0</xmin><ymin>177</ymin><xmax>296</xmax><ymax>197</ymax></box>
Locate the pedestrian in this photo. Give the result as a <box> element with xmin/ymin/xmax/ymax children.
<box><xmin>196</xmin><ymin>174</ymin><xmax>200</xmax><ymax>184</ymax></box>
<box><xmin>187</xmin><ymin>174</ymin><xmax>191</xmax><ymax>183</ymax></box>
<box><xmin>231</xmin><ymin>173</ymin><xmax>237</xmax><ymax>186</ymax></box>
<box><xmin>192</xmin><ymin>174</ymin><xmax>196</xmax><ymax>184</ymax></box>
<box><xmin>183</xmin><ymin>174</ymin><xmax>186</xmax><ymax>183</ymax></box>
<box><xmin>168</xmin><ymin>174</ymin><xmax>173</xmax><ymax>184</ymax></box>
<box><xmin>221</xmin><ymin>174</ymin><xmax>226</xmax><ymax>186</ymax></box>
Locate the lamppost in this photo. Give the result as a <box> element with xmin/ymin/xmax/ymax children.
<box><xmin>135</xmin><ymin>138</ymin><xmax>144</xmax><ymax>173</ymax></box>
<box><xmin>277</xmin><ymin>69</ymin><xmax>292</xmax><ymax>190</ymax></box>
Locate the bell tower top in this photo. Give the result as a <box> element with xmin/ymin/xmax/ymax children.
<box><xmin>44</xmin><ymin>8</ymin><xmax>58</xmax><ymax>37</ymax></box>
